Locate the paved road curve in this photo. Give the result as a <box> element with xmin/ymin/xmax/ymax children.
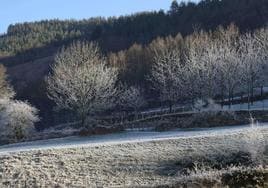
<box><xmin>0</xmin><ymin>123</ymin><xmax>267</xmax><ymax>155</ymax></box>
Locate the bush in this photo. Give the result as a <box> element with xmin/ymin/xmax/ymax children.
<box><xmin>180</xmin><ymin>166</ymin><xmax>268</xmax><ymax>188</ymax></box>
<box><xmin>0</xmin><ymin>99</ymin><xmax>39</xmax><ymax>142</ymax></box>
<box><xmin>241</xmin><ymin>127</ymin><xmax>266</xmax><ymax>165</ymax></box>
<box><xmin>222</xmin><ymin>167</ymin><xmax>268</xmax><ymax>188</ymax></box>
<box><xmin>176</xmin><ymin>151</ymin><xmax>253</xmax><ymax>175</ymax></box>
<box><xmin>194</xmin><ymin>99</ymin><xmax>222</xmax><ymax>112</ymax></box>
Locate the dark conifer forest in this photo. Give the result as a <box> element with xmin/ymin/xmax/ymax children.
<box><xmin>1</xmin><ymin>0</ymin><xmax>268</xmax><ymax>63</ymax></box>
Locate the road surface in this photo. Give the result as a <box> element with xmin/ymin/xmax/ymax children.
<box><xmin>0</xmin><ymin>123</ymin><xmax>267</xmax><ymax>155</ymax></box>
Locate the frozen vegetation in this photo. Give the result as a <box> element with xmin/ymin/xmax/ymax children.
<box><xmin>0</xmin><ymin>10</ymin><xmax>268</xmax><ymax>188</ymax></box>
<box><xmin>0</xmin><ymin>125</ymin><xmax>267</xmax><ymax>187</ymax></box>
<box><xmin>0</xmin><ymin>123</ymin><xmax>266</xmax><ymax>155</ymax></box>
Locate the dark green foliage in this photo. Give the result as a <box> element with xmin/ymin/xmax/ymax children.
<box><xmin>169</xmin><ymin>0</ymin><xmax>180</xmax><ymax>15</ymax></box>
<box><xmin>1</xmin><ymin>0</ymin><xmax>268</xmax><ymax>65</ymax></box>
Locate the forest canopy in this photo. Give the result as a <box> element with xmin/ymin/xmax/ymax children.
<box><xmin>1</xmin><ymin>0</ymin><xmax>268</xmax><ymax>65</ymax></box>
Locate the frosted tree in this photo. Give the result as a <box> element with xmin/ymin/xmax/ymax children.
<box><xmin>185</xmin><ymin>26</ymin><xmax>246</xmax><ymax>108</ymax></box>
<box><xmin>119</xmin><ymin>85</ymin><xmax>146</xmax><ymax>118</ymax></box>
<box><xmin>239</xmin><ymin>33</ymin><xmax>266</xmax><ymax>107</ymax></box>
<box><xmin>186</xmin><ymin>31</ymin><xmax>219</xmax><ymax>100</ymax></box>
<box><xmin>215</xmin><ymin>26</ymin><xmax>243</xmax><ymax>107</ymax></box>
<box><xmin>150</xmin><ymin>48</ymin><xmax>189</xmax><ymax>113</ymax></box>
<box><xmin>217</xmin><ymin>48</ymin><xmax>243</xmax><ymax>107</ymax></box>
<box><xmin>0</xmin><ymin>99</ymin><xmax>39</xmax><ymax>141</ymax></box>
<box><xmin>254</xmin><ymin>27</ymin><xmax>268</xmax><ymax>97</ymax></box>
<box><xmin>46</xmin><ymin>41</ymin><xmax>119</xmax><ymax>127</ymax></box>
<box><xmin>0</xmin><ymin>65</ymin><xmax>38</xmax><ymax>141</ymax></box>
<box><xmin>0</xmin><ymin>65</ymin><xmax>14</xmax><ymax>99</ymax></box>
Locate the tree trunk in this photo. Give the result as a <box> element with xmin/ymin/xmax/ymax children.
<box><xmin>80</xmin><ymin>109</ymin><xmax>87</xmax><ymax>128</ymax></box>
<box><xmin>169</xmin><ymin>101</ymin><xmax>173</xmax><ymax>114</ymax></box>
<box><xmin>240</xmin><ymin>94</ymin><xmax>243</xmax><ymax>108</ymax></box>
<box><xmin>247</xmin><ymin>83</ymin><xmax>250</xmax><ymax>110</ymax></box>
<box><xmin>261</xmin><ymin>86</ymin><xmax>264</xmax><ymax>111</ymax></box>
<box><xmin>250</xmin><ymin>77</ymin><xmax>254</xmax><ymax>105</ymax></box>
<box><xmin>81</xmin><ymin>115</ymin><xmax>86</xmax><ymax>128</ymax></box>
<box><xmin>221</xmin><ymin>85</ymin><xmax>224</xmax><ymax>109</ymax></box>
<box><xmin>228</xmin><ymin>88</ymin><xmax>231</xmax><ymax>109</ymax></box>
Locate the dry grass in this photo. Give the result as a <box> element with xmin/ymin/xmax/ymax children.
<box><xmin>0</xmin><ymin>128</ymin><xmax>267</xmax><ymax>188</ymax></box>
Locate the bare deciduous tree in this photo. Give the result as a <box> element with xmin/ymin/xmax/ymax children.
<box><xmin>239</xmin><ymin>33</ymin><xmax>266</xmax><ymax>108</ymax></box>
<box><xmin>46</xmin><ymin>41</ymin><xmax>119</xmax><ymax>127</ymax></box>
<box><xmin>186</xmin><ymin>31</ymin><xmax>219</xmax><ymax>100</ymax></box>
<box><xmin>119</xmin><ymin>85</ymin><xmax>146</xmax><ymax>118</ymax></box>
<box><xmin>149</xmin><ymin>47</ymin><xmax>189</xmax><ymax>113</ymax></box>
<box><xmin>254</xmin><ymin>27</ymin><xmax>268</xmax><ymax>99</ymax></box>
<box><xmin>215</xmin><ymin>26</ymin><xmax>242</xmax><ymax>107</ymax></box>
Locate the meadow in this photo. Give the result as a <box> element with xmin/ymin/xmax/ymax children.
<box><xmin>0</xmin><ymin>127</ymin><xmax>267</xmax><ymax>187</ymax></box>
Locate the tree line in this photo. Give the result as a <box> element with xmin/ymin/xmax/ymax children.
<box><xmin>1</xmin><ymin>0</ymin><xmax>268</xmax><ymax>65</ymax></box>
<box><xmin>1</xmin><ymin>0</ymin><xmax>268</xmax><ymax>131</ymax></box>
<box><xmin>46</xmin><ymin>24</ymin><xmax>268</xmax><ymax>128</ymax></box>
<box><xmin>1</xmin><ymin>24</ymin><xmax>268</xmax><ymax>139</ymax></box>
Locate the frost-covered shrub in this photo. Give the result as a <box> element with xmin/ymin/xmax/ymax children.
<box><xmin>184</xmin><ymin>165</ymin><xmax>267</xmax><ymax>188</ymax></box>
<box><xmin>194</xmin><ymin>99</ymin><xmax>222</xmax><ymax>113</ymax></box>
<box><xmin>241</xmin><ymin>127</ymin><xmax>266</xmax><ymax>165</ymax></box>
<box><xmin>0</xmin><ymin>99</ymin><xmax>39</xmax><ymax>141</ymax></box>
<box><xmin>221</xmin><ymin>166</ymin><xmax>268</xmax><ymax>188</ymax></box>
<box><xmin>176</xmin><ymin>151</ymin><xmax>253</xmax><ymax>175</ymax></box>
<box><xmin>205</xmin><ymin>99</ymin><xmax>222</xmax><ymax>112</ymax></box>
<box><xmin>194</xmin><ymin>99</ymin><xmax>206</xmax><ymax>111</ymax></box>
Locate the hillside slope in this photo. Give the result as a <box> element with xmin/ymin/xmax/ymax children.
<box><xmin>1</xmin><ymin>0</ymin><xmax>268</xmax><ymax>129</ymax></box>
<box><xmin>1</xmin><ymin>0</ymin><xmax>268</xmax><ymax>66</ymax></box>
<box><xmin>0</xmin><ymin>128</ymin><xmax>267</xmax><ymax>187</ymax></box>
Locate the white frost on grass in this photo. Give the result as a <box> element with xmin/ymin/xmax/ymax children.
<box><xmin>0</xmin><ymin>128</ymin><xmax>267</xmax><ymax>188</ymax></box>
<box><xmin>0</xmin><ymin>123</ymin><xmax>267</xmax><ymax>155</ymax></box>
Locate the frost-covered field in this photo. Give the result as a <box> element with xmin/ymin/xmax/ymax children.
<box><xmin>0</xmin><ymin>128</ymin><xmax>267</xmax><ymax>187</ymax></box>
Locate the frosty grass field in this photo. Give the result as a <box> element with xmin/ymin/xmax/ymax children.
<box><xmin>0</xmin><ymin>125</ymin><xmax>267</xmax><ymax>187</ymax></box>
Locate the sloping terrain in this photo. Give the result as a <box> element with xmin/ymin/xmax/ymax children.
<box><xmin>6</xmin><ymin>56</ymin><xmax>53</xmax><ymax>91</ymax></box>
<box><xmin>0</xmin><ymin>124</ymin><xmax>265</xmax><ymax>155</ymax></box>
<box><xmin>0</xmin><ymin>126</ymin><xmax>267</xmax><ymax>187</ymax></box>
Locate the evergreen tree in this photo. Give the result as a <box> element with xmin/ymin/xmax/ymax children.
<box><xmin>169</xmin><ymin>0</ymin><xmax>180</xmax><ymax>15</ymax></box>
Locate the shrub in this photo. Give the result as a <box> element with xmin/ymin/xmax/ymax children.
<box><xmin>241</xmin><ymin>127</ymin><xmax>266</xmax><ymax>165</ymax></box>
<box><xmin>221</xmin><ymin>167</ymin><xmax>268</xmax><ymax>188</ymax></box>
<box><xmin>0</xmin><ymin>99</ymin><xmax>39</xmax><ymax>142</ymax></box>
<box><xmin>176</xmin><ymin>151</ymin><xmax>253</xmax><ymax>175</ymax></box>
<box><xmin>182</xmin><ymin>166</ymin><xmax>268</xmax><ymax>188</ymax></box>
